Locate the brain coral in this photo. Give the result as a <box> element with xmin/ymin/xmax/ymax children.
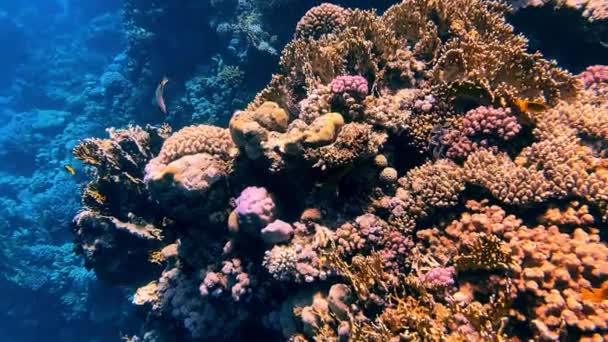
<box><xmin>71</xmin><ymin>1</ymin><xmax>608</xmax><ymax>341</ymax></box>
<box><xmin>294</xmin><ymin>3</ymin><xmax>349</xmax><ymax>40</ymax></box>
<box><xmin>156</xmin><ymin>124</ymin><xmax>236</xmax><ymax>164</ymax></box>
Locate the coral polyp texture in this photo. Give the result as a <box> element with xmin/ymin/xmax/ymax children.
<box><xmin>72</xmin><ymin>1</ymin><xmax>608</xmax><ymax>341</ymax></box>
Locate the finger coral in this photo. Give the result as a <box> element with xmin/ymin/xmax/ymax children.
<box><xmin>416</xmin><ymin>200</ymin><xmax>608</xmax><ymax>340</ymax></box>
<box><xmin>441</xmin><ymin>106</ymin><xmax>522</xmax><ymax>160</ymax></box>
<box><xmin>71</xmin><ymin>1</ymin><xmax>608</xmax><ymax>340</ymax></box>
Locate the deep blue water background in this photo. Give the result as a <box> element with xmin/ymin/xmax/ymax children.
<box><xmin>0</xmin><ymin>1</ymin><xmax>138</xmax><ymax>340</ymax></box>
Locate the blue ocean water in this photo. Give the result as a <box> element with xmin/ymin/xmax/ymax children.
<box><xmin>0</xmin><ymin>1</ymin><xmax>136</xmax><ymax>341</ymax></box>
<box><xmin>0</xmin><ymin>0</ymin><xmax>605</xmax><ymax>341</ymax></box>
<box><xmin>0</xmin><ymin>1</ymin><xmax>339</xmax><ymax>339</ymax></box>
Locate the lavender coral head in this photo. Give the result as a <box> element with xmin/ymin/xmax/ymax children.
<box><xmin>441</xmin><ymin>106</ymin><xmax>521</xmax><ymax>159</ymax></box>
<box><xmin>419</xmin><ymin>266</ymin><xmax>456</xmax><ymax>289</ymax></box>
<box><xmin>261</xmin><ymin>220</ymin><xmax>294</xmax><ymax>245</ymax></box>
<box><xmin>329</xmin><ymin>75</ymin><xmax>369</xmax><ymax>98</ymax></box>
<box><xmin>235</xmin><ymin>186</ymin><xmax>277</xmax><ymax>231</ymax></box>
<box><xmin>578</xmin><ymin>65</ymin><xmax>608</xmax><ymax>89</ymax></box>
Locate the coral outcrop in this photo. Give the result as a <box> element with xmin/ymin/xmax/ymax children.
<box><xmin>72</xmin><ymin>1</ymin><xmax>608</xmax><ymax>341</ymax></box>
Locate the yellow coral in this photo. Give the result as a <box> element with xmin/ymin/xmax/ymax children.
<box><xmin>303</xmin><ymin>112</ymin><xmax>345</xmax><ymax>146</ymax></box>
<box><xmin>453</xmin><ymin>234</ymin><xmax>514</xmax><ymax>272</ymax></box>
<box><xmin>229</xmin><ymin>101</ymin><xmax>290</xmax><ymax>159</ymax></box>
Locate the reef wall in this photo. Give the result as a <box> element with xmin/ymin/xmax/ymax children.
<box><xmin>72</xmin><ymin>0</ymin><xmax>608</xmax><ymax>341</ymax></box>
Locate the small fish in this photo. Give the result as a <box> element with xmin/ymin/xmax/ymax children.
<box><xmin>64</xmin><ymin>164</ymin><xmax>76</xmax><ymax>175</ymax></box>
<box><xmin>86</xmin><ymin>189</ymin><xmax>106</xmax><ymax>205</ymax></box>
<box><xmin>155</xmin><ymin>76</ymin><xmax>169</xmax><ymax>114</ymax></box>
<box><xmin>513</xmin><ymin>98</ymin><xmax>548</xmax><ymax>113</ymax></box>
<box><xmin>581</xmin><ymin>281</ymin><xmax>608</xmax><ymax>303</ymax></box>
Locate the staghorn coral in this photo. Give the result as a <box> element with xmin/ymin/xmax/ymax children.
<box><xmin>393</xmin><ymin>159</ymin><xmax>465</xmax><ymax>220</ymax></box>
<box><xmin>70</xmin><ymin>1</ymin><xmax>608</xmax><ymax>341</ymax></box>
<box><xmin>464</xmin><ymin>149</ymin><xmax>554</xmax><ymax>206</ymax></box>
<box><xmin>579</xmin><ymin>65</ymin><xmax>608</xmax><ymax>88</ymax></box>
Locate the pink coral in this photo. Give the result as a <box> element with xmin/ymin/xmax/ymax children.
<box><xmin>199</xmin><ymin>258</ymin><xmax>252</xmax><ymax>301</ymax></box>
<box><xmin>578</xmin><ymin>65</ymin><xmax>608</xmax><ymax>89</ymax></box>
<box><xmin>234</xmin><ymin>186</ymin><xmax>277</xmax><ymax>232</ymax></box>
<box><xmin>261</xmin><ymin>220</ymin><xmax>294</xmax><ymax>244</ymax></box>
<box><xmin>419</xmin><ymin>266</ymin><xmax>456</xmax><ymax>289</ymax></box>
<box><xmin>442</xmin><ymin>106</ymin><xmax>521</xmax><ymax>159</ymax></box>
<box><xmin>416</xmin><ymin>200</ymin><xmax>608</xmax><ymax>340</ymax></box>
<box><xmin>329</xmin><ymin>75</ymin><xmax>369</xmax><ymax>98</ymax></box>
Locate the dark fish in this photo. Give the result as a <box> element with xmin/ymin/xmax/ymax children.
<box><xmin>155</xmin><ymin>77</ymin><xmax>169</xmax><ymax>114</ymax></box>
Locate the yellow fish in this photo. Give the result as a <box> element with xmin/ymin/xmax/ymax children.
<box><xmin>64</xmin><ymin>164</ymin><xmax>76</xmax><ymax>175</ymax></box>
<box><xmin>581</xmin><ymin>281</ymin><xmax>608</xmax><ymax>303</ymax></box>
<box><xmin>513</xmin><ymin>98</ymin><xmax>548</xmax><ymax>113</ymax></box>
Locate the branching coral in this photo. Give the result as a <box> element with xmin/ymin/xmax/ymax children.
<box><xmin>416</xmin><ymin>200</ymin><xmax>608</xmax><ymax>340</ymax></box>
<box><xmin>441</xmin><ymin>106</ymin><xmax>522</xmax><ymax>159</ymax></box>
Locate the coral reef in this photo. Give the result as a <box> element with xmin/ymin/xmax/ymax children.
<box><xmin>69</xmin><ymin>1</ymin><xmax>608</xmax><ymax>341</ymax></box>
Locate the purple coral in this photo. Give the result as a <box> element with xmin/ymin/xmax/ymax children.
<box><xmin>419</xmin><ymin>266</ymin><xmax>456</xmax><ymax>288</ymax></box>
<box><xmin>442</xmin><ymin>106</ymin><xmax>521</xmax><ymax>159</ymax></box>
<box><xmin>414</xmin><ymin>94</ymin><xmax>436</xmax><ymax>112</ymax></box>
<box><xmin>578</xmin><ymin>65</ymin><xmax>608</xmax><ymax>89</ymax></box>
<box><xmin>199</xmin><ymin>259</ymin><xmax>252</xmax><ymax>301</ymax></box>
<box><xmin>235</xmin><ymin>186</ymin><xmax>276</xmax><ymax>231</ymax></box>
<box><xmin>261</xmin><ymin>220</ymin><xmax>294</xmax><ymax>244</ymax></box>
<box><xmin>329</xmin><ymin>75</ymin><xmax>369</xmax><ymax>98</ymax></box>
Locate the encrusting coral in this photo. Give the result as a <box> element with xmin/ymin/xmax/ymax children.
<box><xmin>72</xmin><ymin>1</ymin><xmax>608</xmax><ymax>341</ymax></box>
